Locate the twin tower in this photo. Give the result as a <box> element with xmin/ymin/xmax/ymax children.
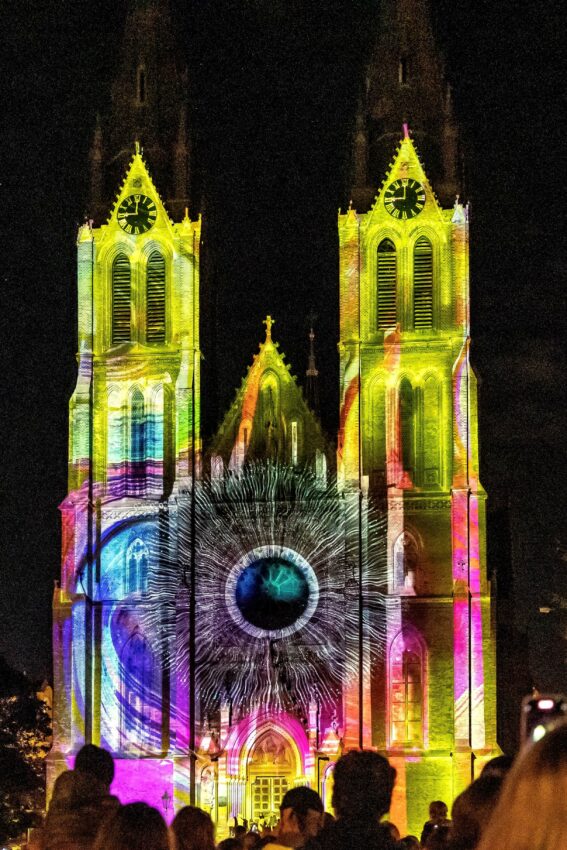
<box><xmin>49</xmin><ymin>0</ymin><xmax>497</xmax><ymax>836</ymax></box>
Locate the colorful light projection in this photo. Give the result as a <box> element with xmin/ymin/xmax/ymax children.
<box><xmin>334</xmin><ymin>129</ymin><xmax>496</xmax><ymax>829</ymax></box>
<box><xmin>144</xmin><ymin>462</ymin><xmax>392</xmax><ymax>717</ymax></box>
<box><xmin>226</xmin><ymin>546</ymin><xmax>319</xmax><ymax>638</ymax></box>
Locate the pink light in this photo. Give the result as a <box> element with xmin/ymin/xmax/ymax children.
<box><xmin>538</xmin><ymin>699</ymin><xmax>555</xmax><ymax>711</ymax></box>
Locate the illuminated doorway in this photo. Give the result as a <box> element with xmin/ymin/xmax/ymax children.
<box><xmin>247</xmin><ymin>730</ymin><xmax>296</xmax><ymax>825</ymax></box>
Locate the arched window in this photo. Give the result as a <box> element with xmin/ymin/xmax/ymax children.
<box><xmin>129</xmin><ymin>389</ymin><xmax>145</xmax><ymax>493</ymax></box>
<box><xmin>260</xmin><ymin>374</ymin><xmax>279</xmax><ymax>459</ymax></box>
<box><xmin>399</xmin><ymin>379</ymin><xmax>414</xmax><ymax>477</ymax></box>
<box><xmin>423</xmin><ymin>375</ymin><xmax>441</xmax><ymax>487</ymax></box>
<box><xmin>390</xmin><ymin>629</ymin><xmax>425</xmax><ymax>746</ymax></box>
<box><xmin>370</xmin><ymin>382</ymin><xmax>386</xmax><ymax>474</ymax></box>
<box><xmin>148</xmin><ymin>386</ymin><xmax>163</xmax><ymax>496</ymax></box>
<box><xmin>377</xmin><ymin>239</ymin><xmax>397</xmax><ymax>329</ymax></box>
<box><xmin>413</xmin><ymin>237</ymin><xmax>433</xmax><ymax>329</ymax></box>
<box><xmin>163</xmin><ymin>387</ymin><xmax>174</xmax><ymax>495</ymax></box>
<box><xmin>107</xmin><ymin>389</ymin><xmax>125</xmax><ymax>495</ymax></box>
<box><xmin>393</xmin><ymin>531</ymin><xmax>419</xmax><ymax>590</ymax></box>
<box><xmin>126</xmin><ymin>538</ymin><xmax>149</xmax><ymax>594</ymax></box>
<box><xmin>111</xmin><ymin>254</ymin><xmax>131</xmax><ymax>344</ymax></box>
<box><xmin>119</xmin><ymin>631</ymin><xmax>159</xmax><ymax>752</ymax></box>
<box><xmin>146</xmin><ymin>251</ymin><xmax>166</xmax><ymax>343</ymax></box>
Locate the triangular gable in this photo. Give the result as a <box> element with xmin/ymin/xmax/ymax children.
<box><xmin>366</xmin><ymin>127</ymin><xmax>445</xmax><ymax>226</ymax></box>
<box><xmin>106</xmin><ymin>141</ymin><xmax>173</xmax><ymax>235</ymax></box>
<box><xmin>210</xmin><ymin>317</ymin><xmax>330</xmax><ymax>474</ymax></box>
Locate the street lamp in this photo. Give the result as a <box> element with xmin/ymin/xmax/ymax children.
<box><xmin>316</xmin><ymin>754</ymin><xmax>330</xmax><ymax>796</ymax></box>
<box><xmin>161</xmin><ymin>789</ymin><xmax>172</xmax><ymax>814</ymax></box>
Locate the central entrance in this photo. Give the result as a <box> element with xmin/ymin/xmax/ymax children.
<box><xmin>251</xmin><ymin>775</ymin><xmax>289</xmax><ymax>823</ymax></box>
<box><xmin>247</xmin><ymin>730</ymin><xmax>296</xmax><ymax>825</ymax></box>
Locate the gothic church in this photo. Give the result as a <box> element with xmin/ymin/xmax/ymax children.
<box><xmin>49</xmin><ymin>0</ymin><xmax>498</xmax><ymax>835</ymax></box>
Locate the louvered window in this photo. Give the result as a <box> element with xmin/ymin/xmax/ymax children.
<box><xmin>111</xmin><ymin>254</ymin><xmax>131</xmax><ymax>344</ymax></box>
<box><xmin>413</xmin><ymin>237</ymin><xmax>433</xmax><ymax>329</ymax></box>
<box><xmin>146</xmin><ymin>251</ymin><xmax>166</xmax><ymax>343</ymax></box>
<box><xmin>377</xmin><ymin>239</ymin><xmax>397</xmax><ymax>329</ymax></box>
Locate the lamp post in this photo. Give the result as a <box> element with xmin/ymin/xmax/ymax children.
<box><xmin>161</xmin><ymin>789</ymin><xmax>172</xmax><ymax>816</ymax></box>
<box><xmin>316</xmin><ymin>754</ymin><xmax>330</xmax><ymax>798</ymax></box>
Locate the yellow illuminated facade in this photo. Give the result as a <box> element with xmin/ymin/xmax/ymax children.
<box><xmin>338</xmin><ymin>128</ymin><xmax>497</xmax><ymax>827</ymax></box>
<box><xmin>49</xmin><ymin>1</ymin><xmax>498</xmax><ymax>836</ymax></box>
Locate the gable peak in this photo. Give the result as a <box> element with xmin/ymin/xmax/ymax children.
<box><xmin>369</xmin><ymin>126</ymin><xmax>442</xmax><ymax>216</ymax></box>
<box><xmin>108</xmin><ymin>142</ymin><xmax>171</xmax><ymax>229</ymax></box>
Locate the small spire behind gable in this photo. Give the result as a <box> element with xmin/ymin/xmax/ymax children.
<box><xmin>305</xmin><ymin>314</ymin><xmax>320</xmax><ymax>417</ymax></box>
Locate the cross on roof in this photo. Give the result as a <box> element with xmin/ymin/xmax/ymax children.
<box><xmin>263</xmin><ymin>314</ymin><xmax>275</xmax><ymax>342</ymax></box>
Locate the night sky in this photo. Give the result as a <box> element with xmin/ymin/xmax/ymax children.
<box><xmin>2</xmin><ymin>0</ymin><xmax>566</xmax><ymax>734</ymax></box>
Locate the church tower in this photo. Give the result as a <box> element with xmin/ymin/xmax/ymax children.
<box><xmin>351</xmin><ymin>0</ymin><xmax>460</xmax><ymax>211</ymax></box>
<box><xmin>50</xmin><ymin>147</ymin><xmax>201</xmax><ymax>801</ymax></box>
<box><xmin>338</xmin><ymin>127</ymin><xmax>497</xmax><ymax>829</ymax></box>
<box><xmin>89</xmin><ymin>0</ymin><xmax>191</xmax><ymax>222</ymax></box>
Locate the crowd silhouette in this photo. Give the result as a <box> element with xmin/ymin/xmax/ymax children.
<box><xmin>25</xmin><ymin>725</ymin><xmax>567</xmax><ymax>850</ymax></box>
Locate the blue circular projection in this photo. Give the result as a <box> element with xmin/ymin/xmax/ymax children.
<box><xmin>235</xmin><ymin>557</ymin><xmax>310</xmax><ymax>631</ymax></box>
<box><xmin>226</xmin><ymin>546</ymin><xmax>319</xmax><ymax>638</ymax></box>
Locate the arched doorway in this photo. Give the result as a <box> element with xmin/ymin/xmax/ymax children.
<box><xmin>247</xmin><ymin>730</ymin><xmax>297</xmax><ymax>825</ymax></box>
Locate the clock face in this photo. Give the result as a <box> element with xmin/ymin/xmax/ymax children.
<box><xmin>384</xmin><ymin>179</ymin><xmax>425</xmax><ymax>219</ymax></box>
<box><xmin>117</xmin><ymin>194</ymin><xmax>157</xmax><ymax>234</ymax></box>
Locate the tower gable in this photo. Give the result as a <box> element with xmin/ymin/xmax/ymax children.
<box><xmin>366</xmin><ymin>129</ymin><xmax>445</xmax><ymax>230</ymax></box>
<box><xmin>104</xmin><ymin>144</ymin><xmax>174</xmax><ymax>239</ymax></box>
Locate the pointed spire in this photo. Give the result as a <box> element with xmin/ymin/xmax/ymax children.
<box><xmin>174</xmin><ymin>106</ymin><xmax>189</xmax><ymax>203</ymax></box>
<box><xmin>350</xmin><ymin>0</ymin><xmax>461</xmax><ymax>210</ymax></box>
<box><xmin>89</xmin><ymin>115</ymin><xmax>103</xmax><ymax>208</ymax></box>
<box><xmin>88</xmin><ymin>0</ymin><xmax>190</xmax><ymax>220</ymax></box>
<box><xmin>305</xmin><ymin>317</ymin><xmax>320</xmax><ymax>416</ymax></box>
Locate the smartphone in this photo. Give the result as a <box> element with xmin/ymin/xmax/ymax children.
<box><xmin>521</xmin><ymin>694</ymin><xmax>567</xmax><ymax>745</ymax></box>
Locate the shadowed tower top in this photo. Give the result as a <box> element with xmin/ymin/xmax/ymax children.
<box><xmin>351</xmin><ymin>0</ymin><xmax>460</xmax><ymax>211</ymax></box>
<box><xmin>89</xmin><ymin>0</ymin><xmax>191</xmax><ymax>223</ymax></box>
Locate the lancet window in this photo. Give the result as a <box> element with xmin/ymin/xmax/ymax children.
<box><xmin>146</xmin><ymin>251</ymin><xmax>166</xmax><ymax>343</ymax></box>
<box><xmin>129</xmin><ymin>388</ymin><xmax>145</xmax><ymax>493</ymax></box>
<box><xmin>390</xmin><ymin>629</ymin><xmax>425</xmax><ymax>746</ymax></box>
<box><xmin>111</xmin><ymin>254</ymin><xmax>131</xmax><ymax>344</ymax></box>
<box><xmin>119</xmin><ymin>631</ymin><xmax>159</xmax><ymax>752</ymax></box>
<box><xmin>126</xmin><ymin>537</ymin><xmax>149</xmax><ymax>594</ymax></box>
<box><xmin>377</xmin><ymin>239</ymin><xmax>397</xmax><ymax>329</ymax></box>
<box><xmin>399</xmin><ymin>378</ymin><xmax>414</xmax><ymax>478</ymax></box>
<box><xmin>413</xmin><ymin>236</ymin><xmax>433</xmax><ymax>329</ymax></box>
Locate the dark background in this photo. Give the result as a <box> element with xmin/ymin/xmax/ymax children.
<box><xmin>1</xmin><ymin>0</ymin><xmax>566</xmax><ymax>750</ymax></box>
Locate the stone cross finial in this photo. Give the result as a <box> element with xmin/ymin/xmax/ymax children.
<box><xmin>263</xmin><ymin>315</ymin><xmax>274</xmax><ymax>342</ymax></box>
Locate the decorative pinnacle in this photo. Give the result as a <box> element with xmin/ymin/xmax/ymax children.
<box><xmin>306</xmin><ymin>325</ymin><xmax>319</xmax><ymax>377</ymax></box>
<box><xmin>263</xmin><ymin>314</ymin><xmax>274</xmax><ymax>343</ymax></box>
<box><xmin>403</xmin><ymin>122</ymin><xmax>410</xmax><ymax>139</ymax></box>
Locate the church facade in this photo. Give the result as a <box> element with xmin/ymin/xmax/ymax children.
<box><xmin>48</xmin><ymin>0</ymin><xmax>498</xmax><ymax>836</ymax></box>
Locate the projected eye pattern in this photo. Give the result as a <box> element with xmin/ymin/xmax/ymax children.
<box><xmin>143</xmin><ymin>461</ymin><xmax>390</xmax><ymax>715</ymax></box>
<box><xmin>236</xmin><ymin>558</ymin><xmax>309</xmax><ymax>628</ymax></box>
<box><xmin>227</xmin><ymin>548</ymin><xmax>318</xmax><ymax>638</ymax></box>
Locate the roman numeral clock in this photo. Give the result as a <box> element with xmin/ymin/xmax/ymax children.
<box><xmin>117</xmin><ymin>193</ymin><xmax>157</xmax><ymax>234</ymax></box>
<box><xmin>384</xmin><ymin>178</ymin><xmax>425</xmax><ymax>219</ymax></box>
